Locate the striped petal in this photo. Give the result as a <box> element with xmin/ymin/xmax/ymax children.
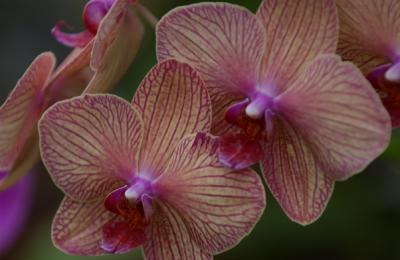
<box><xmin>39</xmin><ymin>95</ymin><xmax>143</xmax><ymax>201</ymax></box>
<box><xmin>157</xmin><ymin>3</ymin><xmax>265</xmax><ymax>135</ymax></box>
<box><xmin>143</xmin><ymin>202</ymin><xmax>211</xmax><ymax>260</ymax></box>
<box><xmin>46</xmin><ymin>41</ymin><xmax>94</xmax><ymax>101</ymax></box>
<box><xmin>155</xmin><ymin>133</ymin><xmax>265</xmax><ymax>254</ymax></box>
<box><xmin>0</xmin><ymin>172</ymin><xmax>34</xmax><ymax>255</ymax></box>
<box><xmin>52</xmin><ymin>197</ymin><xmax>118</xmax><ymax>256</ymax></box>
<box><xmin>256</xmin><ymin>0</ymin><xmax>337</xmax><ymax>90</ymax></box>
<box><xmin>278</xmin><ymin>54</ymin><xmax>391</xmax><ymax>181</ymax></box>
<box><xmin>0</xmin><ymin>53</ymin><xmax>55</xmax><ymax>189</ymax></box>
<box><xmin>262</xmin><ymin>119</ymin><xmax>334</xmax><ymax>225</ymax></box>
<box><xmin>132</xmin><ymin>60</ymin><xmax>211</xmax><ymax>178</ymax></box>
<box><xmin>336</xmin><ymin>0</ymin><xmax>400</xmax><ymax>73</ymax></box>
<box><xmin>84</xmin><ymin>0</ymin><xmax>144</xmax><ymax>94</ymax></box>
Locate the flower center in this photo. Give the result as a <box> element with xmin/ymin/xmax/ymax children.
<box><xmin>225</xmin><ymin>93</ymin><xmax>276</xmax><ymax>138</ymax></box>
<box><xmin>385</xmin><ymin>61</ymin><xmax>400</xmax><ymax>83</ymax></box>
<box><xmin>104</xmin><ymin>176</ymin><xmax>154</xmax><ymax>222</ymax></box>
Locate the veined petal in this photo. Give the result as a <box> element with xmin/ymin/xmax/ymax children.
<box><xmin>0</xmin><ymin>172</ymin><xmax>34</xmax><ymax>255</ymax></box>
<box><xmin>0</xmin><ymin>53</ymin><xmax>55</xmax><ymax>188</ymax></box>
<box><xmin>256</xmin><ymin>0</ymin><xmax>337</xmax><ymax>90</ymax></box>
<box><xmin>336</xmin><ymin>0</ymin><xmax>400</xmax><ymax>73</ymax></box>
<box><xmin>39</xmin><ymin>95</ymin><xmax>143</xmax><ymax>201</ymax></box>
<box><xmin>85</xmin><ymin>0</ymin><xmax>144</xmax><ymax>94</ymax></box>
<box><xmin>47</xmin><ymin>41</ymin><xmax>94</xmax><ymax>101</ymax></box>
<box><xmin>132</xmin><ymin>60</ymin><xmax>211</xmax><ymax>177</ymax></box>
<box><xmin>278</xmin><ymin>54</ymin><xmax>391</xmax><ymax>181</ymax></box>
<box><xmin>143</xmin><ymin>202</ymin><xmax>211</xmax><ymax>260</ymax></box>
<box><xmin>157</xmin><ymin>3</ymin><xmax>265</xmax><ymax>135</ymax></box>
<box><xmin>155</xmin><ymin>133</ymin><xmax>265</xmax><ymax>254</ymax></box>
<box><xmin>262</xmin><ymin>119</ymin><xmax>334</xmax><ymax>225</ymax></box>
<box><xmin>52</xmin><ymin>197</ymin><xmax>118</xmax><ymax>256</ymax></box>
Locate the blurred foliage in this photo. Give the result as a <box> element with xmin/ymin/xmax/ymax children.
<box><xmin>1</xmin><ymin>0</ymin><xmax>400</xmax><ymax>259</ymax></box>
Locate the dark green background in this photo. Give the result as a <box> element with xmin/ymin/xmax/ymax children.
<box><xmin>1</xmin><ymin>1</ymin><xmax>399</xmax><ymax>259</ymax></box>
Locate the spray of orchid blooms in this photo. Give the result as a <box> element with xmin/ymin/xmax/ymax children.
<box><xmin>156</xmin><ymin>0</ymin><xmax>391</xmax><ymax>224</ymax></box>
<box><xmin>39</xmin><ymin>60</ymin><xmax>265</xmax><ymax>258</ymax></box>
<box><xmin>0</xmin><ymin>0</ymin><xmax>145</xmax><ymax>190</ymax></box>
<box><xmin>336</xmin><ymin>0</ymin><xmax>400</xmax><ymax>127</ymax></box>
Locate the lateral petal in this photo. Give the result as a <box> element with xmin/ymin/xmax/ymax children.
<box><xmin>52</xmin><ymin>197</ymin><xmax>118</xmax><ymax>256</ymax></box>
<box><xmin>85</xmin><ymin>0</ymin><xmax>144</xmax><ymax>94</ymax></box>
<box><xmin>143</xmin><ymin>202</ymin><xmax>211</xmax><ymax>260</ymax></box>
<box><xmin>278</xmin><ymin>54</ymin><xmax>391</xmax><ymax>181</ymax></box>
<box><xmin>132</xmin><ymin>60</ymin><xmax>211</xmax><ymax>177</ymax></box>
<box><xmin>0</xmin><ymin>53</ymin><xmax>55</xmax><ymax>189</ymax></box>
<box><xmin>336</xmin><ymin>0</ymin><xmax>400</xmax><ymax>73</ymax></box>
<box><xmin>39</xmin><ymin>95</ymin><xmax>143</xmax><ymax>201</ymax></box>
<box><xmin>262</xmin><ymin>119</ymin><xmax>334</xmax><ymax>225</ymax></box>
<box><xmin>155</xmin><ymin>133</ymin><xmax>265</xmax><ymax>254</ymax></box>
<box><xmin>256</xmin><ymin>0</ymin><xmax>337</xmax><ymax>90</ymax></box>
<box><xmin>157</xmin><ymin>3</ymin><xmax>265</xmax><ymax>135</ymax></box>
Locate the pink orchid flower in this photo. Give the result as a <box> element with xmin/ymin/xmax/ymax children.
<box><xmin>156</xmin><ymin>0</ymin><xmax>391</xmax><ymax>224</ymax></box>
<box><xmin>0</xmin><ymin>172</ymin><xmax>34</xmax><ymax>256</ymax></box>
<box><xmin>39</xmin><ymin>60</ymin><xmax>265</xmax><ymax>258</ymax></box>
<box><xmin>336</xmin><ymin>0</ymin><xmax>400</xmax><ymax>127</ymax></box>
<box><xmin>0</xmin><ymin>0</ymin><xmax>144</xmax><ymax>190</ymax></box>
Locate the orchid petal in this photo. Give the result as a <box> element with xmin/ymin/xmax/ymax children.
<box><xmin>39</xmin><ymin>95</ymin><xmax>143</xmax><ymax>201</ymax></box>
<box><xmin>132</xmin><ymin>60</ymin><xmax>211</xmax><ymax>177</ymax></box>
<box><xmin>0</xmin><ymin>172</ymin><xmax>34</xmax><ymax>255</ymax></box>
<box><xmin>256</xmin><ymin>0</ymin><xmax>337</xmax><ymax>90</ymax></box>
<box><xmin>47</xmin><ymin>41</ymin><xmax>94</xmax><ymax>101</ymax></box>
<box><xmin>155</xmin><ymin>133</ymin><xmax>265</xmax><ymax>254</ymax></box>
<box><xmin>279</xmin><ymin>54</ymin><xmax>391</xmax><ymax>181</ymax></box>
<box><xmin>52</xmin><ymin>197</ymin><xmax>117</xmax><ymax>256</ymax></box>
<box><xmin>262</xmin><ymin>119</ymin><xmax>334</xmax><ymax>225</ymax></box>
<box><xmin>51</xmin><ymin>23</ymin><xmax>94</xmax><ymax>48</ymax></box>
<box><xmin>0</xmin><ymin>53</ymin><xmax>55</xmax><ymax>189</ymax></box>
<box><xmin>157</xmin><ymin>3</ymin><xmax>265</xmax><ymax>135</ymax></box>
<box><xmin>143</xmin><ymin>202</ymin><xmax>211</xmax><ymax>260</ymax></box>
<box><xmin>336</xmin><ymin>0</ymin><xmax>400</xmax><ymax>73</ymax></box>
<box><xmin>85</xmin><ymin>0</ymin><xmax>144</xmax><ymax>94</ymax></box>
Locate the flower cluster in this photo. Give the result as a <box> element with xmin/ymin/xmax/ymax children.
<box><xmin>0</xmin><ymin>0</ymin><xmax>397</xmax><ymax>258</ymax></box>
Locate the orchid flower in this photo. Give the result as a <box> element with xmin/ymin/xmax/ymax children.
<box><xmin>0</xmin><ymin>172</ymin><xmax>34</xmax><ymax>256</ymax></box>
<box><xmin>336</xmin><ymin>0</ymin><xmax>400</xmax><ymax>127</ymax></box>
<box><xmin>38</xmin><ymin>60</ymin><xmax>265</xmax><ymax>258</ymax></box>
<box><xmin>156</xmin><ymin>0</ymin><xmax>391</xmax><ymax>224</ymax></box>
<box><xmin>0</xmin><ymin>0</ymin><xmax>144</xmax><ymax>190</ymax></box>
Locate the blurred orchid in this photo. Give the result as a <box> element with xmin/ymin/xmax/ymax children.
<box><xmin>336</xmin><ymin>0</ymin><xmax>400</xmax><ymax>127</ymax></box>
<box><xmin>156</xmin><ymin>0</ymin><xmax>391</xmax><ymax>224</ymax></box>
<box><xmin>39</xmin><ymin>60</ymin><xmax>265</xmax><ymax>258</ymax></box>
<box><xmin>0</xmin><ymin>172</ymin><xmax>34</xmax><ymax>256</ymax></box>
<box><xmin>0</xmin><ymin>0</ymin><xmax>145</xmax><ymax>190</ymax></box>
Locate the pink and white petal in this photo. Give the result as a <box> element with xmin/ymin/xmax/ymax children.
<box><xmin>46</xmin><ymin>41</ymin><xmax>94</xmax><ymax>101</ymax></box>
<box><xmin>336</xmin><ymin>0</ymin><xmax>400</xmax><ymax>73</ymax></box>
<box><xmin>84</xmin><ymin>0</ymin><xmax>144</xmax><ymax>94</ymax></box>
<box><xmin>262</xmin><ymin>119</ymin><xmax>334</xmax><ymax>225</ymax></box>
<box><xmin>0</xmin><ymin>52</ymin><xmax>55</xmax><ymax>174</ymax></box>
<box><xmin>39</xmin><ymin>94</ymin><xmax>143</xmax><ymax>201</ymax></box>
<box><xmin>52</xmin><ymin>197</ymin><xmax>118</xmax><ymax>256</ymax></box>
<box><xmin>278</xmin><ymin>54</ymin><xmax>391</xmax><ymax>181</ymax></box>
<box><xmin>143</xmin><ymin>202</ymin><xmax>211</xmax><ymax>260</ymax></box>
<box><xmin>157</xmin><ymin>3</ymin><xmax>265</xmax><ymax>135</ymax></box>
<box><xmin>132</xmin><ymin>60</ymin><xmax>211</xmax><ymax>177</ymax></box>
<box><xmin>155</xmin><ymin>133</ymin><xmax>265</xmax><ymax>254</ymax></box>
<box><xmin>256</xmin><ymin>0</ymin><xmax>337</xmax><ymax>90</ymax></box>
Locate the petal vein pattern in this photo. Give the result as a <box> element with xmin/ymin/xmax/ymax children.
<box><xmin>39</xmin><ymin>95</ymin><xmax>143</xmax><ymax>201</ymax></box>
